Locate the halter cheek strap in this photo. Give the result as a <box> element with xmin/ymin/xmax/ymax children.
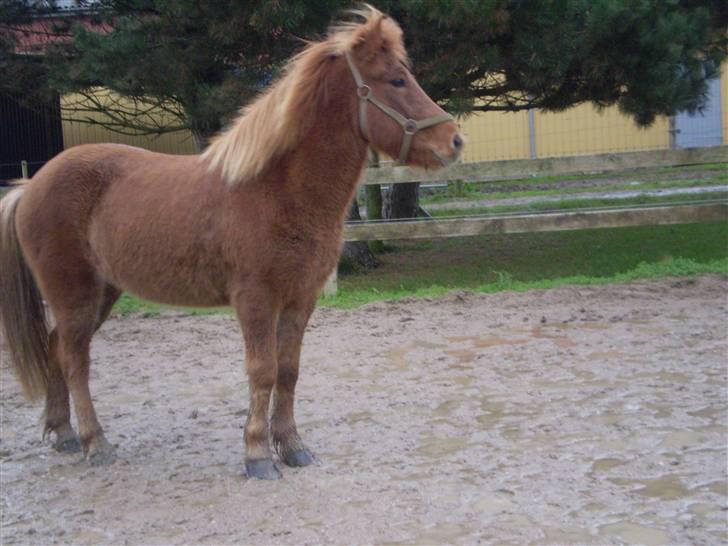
<box><xmin>345</xmin><ymin>52</ymin><xmax>453</xmax><ymax>165</ymax></box>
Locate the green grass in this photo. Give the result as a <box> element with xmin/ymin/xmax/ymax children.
<box><xmin>421</xmin><ymin>176</ymin><xmax>727</xmax><ymax>205</ymax></box>
<box><xmin>657</xmin><ymin>162</ymin><xmax>728</xmax><ymax>173</ymax></box>
<box><xmin>428</xmin><ymin>191</ymin><xmax>728</xmax><ymax>217</ymax></box>
<box><xmin>113</xmin><ymin>295</ymin><xmax>232</xmax><ymax>316</ymax></box>
<box><xmin>328</xmin><ymin>221</ymin><xmax>728</xmax><ymax>308</ymax></box>
<box><xmin>324</xmin><ymin>257</ymin><xmax>728</xmax><ymax>309</ymax></box>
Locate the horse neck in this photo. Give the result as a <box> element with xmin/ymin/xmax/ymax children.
<box><xmin>279</xmin><ymin>86</ymin><xmax>368</xmax><ymax>228</ymax></box>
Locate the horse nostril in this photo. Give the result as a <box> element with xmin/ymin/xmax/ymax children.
<box><xmin>453</xmin><ymin>133</ymin><xmax>463</xmax><ymax>151</ymax></box>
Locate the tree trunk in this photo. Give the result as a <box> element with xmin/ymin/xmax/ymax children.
<box><xmin>191</xmin><ymin>128</ymin><xmax>214</xmax><ymax>153</ymax></box>
<box><xmin>340</xmin><ymin>198</ymin><xmax>380</xmax><ymax>273</ymax></box>
<box><xmin>365</xmin><ymin>184</ymin><xmax>384</xmax><ymax>253</ymax></box>
<box><xmin>384</xmin><ymin>182</ymin><xmax>422</xmax><ymax>219</ymax></box>
<box><xmin>189</xmin><ymin>115</ymin><xmax>221</xmax><ymax>152</ymax></box>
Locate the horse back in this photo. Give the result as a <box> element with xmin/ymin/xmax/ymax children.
<box><xmin>16</xmin><ymin>144</ymin><xmax>232</xmax><ymax>306</ymax></box>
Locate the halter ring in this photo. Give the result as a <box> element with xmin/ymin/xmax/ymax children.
<box><xmin>357</xmin><ymin>85</ymin><xmax>372</xmax><ymax>99</ymax></box>
<box><xmin>404</xmin><ymin>119</ymin><xmax>418</xmax><ymax>135</ymax></box>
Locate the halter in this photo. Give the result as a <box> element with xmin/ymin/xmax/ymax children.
<box><xmin>345</xmin><ymin>52</ymin><xmax>454</xmax><ymax>165</ymax></box>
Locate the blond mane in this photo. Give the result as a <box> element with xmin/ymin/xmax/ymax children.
<box><xmin>202</xmin><ymin>5</ymin><xmax>407</xmax><ymax>186</ymax></box>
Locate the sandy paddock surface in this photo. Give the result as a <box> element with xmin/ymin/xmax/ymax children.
<box><xmin>1</xmin><ymin>276</ymin><xmax>727</xmax><ymax>545</ymax></box>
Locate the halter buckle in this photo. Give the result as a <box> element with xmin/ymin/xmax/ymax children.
<box><xmin>357</xmin><ymin>85</ymin><xmax>372</xmax><ymax>99</ymax></box>
<box><xmin>403</xmin><ymin>119</ymin><xmax>418</xmax><ymax>135</ymax></box>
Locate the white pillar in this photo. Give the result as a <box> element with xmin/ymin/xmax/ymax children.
<box><xmin>323</xmin><ymin>268</ymin><xmax>338</xmax><ymax>297</ymax></box>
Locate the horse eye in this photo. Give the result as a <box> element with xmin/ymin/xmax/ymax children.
<box><xmin>390</xmin><ymin>78</ymin><xmax>406</xmax><ymax>88</ymax></box>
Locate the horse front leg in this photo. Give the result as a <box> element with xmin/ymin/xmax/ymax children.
<box><xmin>271</xmin><ymin>302</ymin><xmax>316</xmax><ymax>467</ymax></box>
<box><xmin>234</xmin><ymin>292</ymin><xmax>282</xmax><ymax>480</ymax></box>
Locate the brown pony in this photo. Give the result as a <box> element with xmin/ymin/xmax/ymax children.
<box><xmin>0</xmin><ymin>6</ymin><xmax>462</xmax><ymax>479</ymax></box>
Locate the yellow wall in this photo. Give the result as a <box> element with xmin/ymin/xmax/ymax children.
<box><xmin>462</xmin><ymin>62</ymin><xmax>727</xmax><ymax>162</ymax></box>
<box><xmin>534</xmin><ymin>104</ymin><xmax>670</xmax><ymax>157</ymax></box>
<box><xmin>61</xmin><ymin>91</ymin><xmax>197</xmax><ymax>155</ymax></box>
<box><xmin>62</xmin><ymin>119</ymin><xmax>197</xmax><ymax>154</ymax></box>
<box><xmin>459</xmin><ymin>102</ymin><xmax>671</xmax><ymax>162</ymax></box>
<box><xmin>458</xmin><ymin>110</ymin><xmax>531</xmax><ymax>162</ymax></box>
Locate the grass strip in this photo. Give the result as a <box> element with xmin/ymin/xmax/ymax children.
<box><xmin>322</xmin><ymin>257</ymin><xmax>728</xmax><ymax>309</ymax></box>
<box><xmin>427</xmin><ymin>191</ymin><xmax>728</xmax><ymax>217</ymax></box>
<box><xmin>420</xmin><ymin>176</ymin><xmax>728</xmax><ymax>205</ymax></box>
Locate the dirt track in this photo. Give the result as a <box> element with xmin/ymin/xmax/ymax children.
<box><xmin>1</xmin><ymin>277</ymin><xmax>727</xmax><ymax>545</ymax></box>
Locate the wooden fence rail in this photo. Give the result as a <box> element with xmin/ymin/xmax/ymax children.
<box><xmin>344</xmin><ymin>202</ymin><xmax>727</xmax><ymax>242</ymax></box>
<box><xmin>362</xmin><ymin>146</ymin><xmax>728</xmax><ymax>186</ymax></box>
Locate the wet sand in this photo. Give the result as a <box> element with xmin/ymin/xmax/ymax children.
<box><xmin>1</xmin><ymin>276</ymin><xmax>726</xmax><ymax>545</ymax></box>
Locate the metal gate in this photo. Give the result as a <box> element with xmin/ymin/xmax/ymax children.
<box><xmin>0</xmin><ymin>95</ymin><xmax>64</xmax><ymax>182</ymax></box>
<box><xmin>675</xmin><ymin>77</ymin><xmax>724</xmax><ymax>148</ymax></box>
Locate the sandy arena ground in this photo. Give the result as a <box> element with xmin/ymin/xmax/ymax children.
<box><xmin>1</xmin><ymin>276</ymin><xmax>727</xmax><ymax>545</ymax></box>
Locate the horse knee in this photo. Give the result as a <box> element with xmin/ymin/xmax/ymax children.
<box><xmin>276</xmin><ymin>367</ymin><xmax>299</xmax><ymax>392</ymax></box>
<box><xmin>58</xmin><ymin>356</ymin><xmax>90</xmax><ymax>387</ymax></box>
<box><xmin>246</xmin><ymin>355</ymin><xmax>277</xmax><ymax>388</ymax></box>
<box><xmin>53</xmin><ymin>328</ymin><xmax>91</xmax><ymax>375</ymax></box>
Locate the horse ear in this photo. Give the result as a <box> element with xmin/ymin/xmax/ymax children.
<box><xmin>352</xmin><ymin>15</ymin><xmax>386</xmax><ymax>56</ymax></box>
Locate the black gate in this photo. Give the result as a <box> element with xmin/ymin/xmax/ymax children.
<box><xmin>0</xmin><ymin>94</ymin><xmax>64</xmax><ymax>182</ymax></box>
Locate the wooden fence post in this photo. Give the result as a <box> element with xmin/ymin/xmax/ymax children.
<box><xmin>366</xmin><ymin>150</ymin><xmax>384</xmax><ymax>253</ymax></box>
<box><xmin>323</xmin><ymin>268</ymin><xmax>338</xmax><ymax>297</ymax></box>
<box><xmin>21</xmin><ymin>160</ymin><xmax>29</xmax><ymax>179</ymax></box>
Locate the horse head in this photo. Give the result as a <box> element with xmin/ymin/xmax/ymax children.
<box><xmin>203</xmin><ymin>5</ymin><xmax>464</xmax><ymax>186</ymax></box>
<box><xmin>341</xmin><ymin>7</ymin><xmax>464</xmax><ymax>168</ymax></box>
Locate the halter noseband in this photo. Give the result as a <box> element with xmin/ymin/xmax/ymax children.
<box><xmin>345</xmin><ymin>52</ymin><xmax>453</xmax><ymax>165</ymax></box>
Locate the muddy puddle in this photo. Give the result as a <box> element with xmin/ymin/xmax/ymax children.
<box><xmin>1</xmin><ymin>276</ymin><xmax>727</xmax><ymax>544</ymax></box>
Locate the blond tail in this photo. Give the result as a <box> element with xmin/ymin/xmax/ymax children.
<box><xmin>0</xmin><ymin>187</ymin><xmax>49</xmax><ymax>399</ymax></box>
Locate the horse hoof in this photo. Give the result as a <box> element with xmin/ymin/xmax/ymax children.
<box><xmin>87</xmin><ymin>448</ymin><xmax>117</xmax><ymax>466</ymax></box>
<box><xmin>53</xmin><ymin>434</ymin><xmax>82</xmax><ymax>454</ymax></box>
<box><xmin>86</xmin><ymin>439</ymin><xmax>117</xmax><ymax>466</ymax></box>
<box><xmin>282</xmin><ymin>449</ymin><xmax>317</xmax><ymax>468</ymax></box>
<box><xmin>245</xmin><ymin>459</ymin><xmax>282</xmax><ymax>480</ymax></box>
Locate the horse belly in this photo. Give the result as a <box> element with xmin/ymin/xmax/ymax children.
<box><xmin>87</xmin><ymin>210</ymin><xmax>229</xmax><ymax>307</ymax></box>
<box><xmin>91</xmin><ymin>242</ymin><xmax>229</xmax><ymax>307</ymax></box>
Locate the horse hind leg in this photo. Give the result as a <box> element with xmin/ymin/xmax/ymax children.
<box><xmin>43</xmin><ymin>329</ymin><xmax>81</xmax><ymax>453</ymax></box>
<box><xmin>43</xmin><ymin>285</ymin><xmax>121</xmax><ymax>455</ymax></box>
<box><xmin>46</xmin><ymin>283</ymin><xmax>120</xmax><ymax>465</ymax></box>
